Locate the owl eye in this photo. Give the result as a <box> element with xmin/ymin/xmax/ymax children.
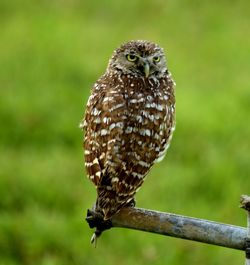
<box><xmin>126</xmin><ymin>54</ymin><xmax>138</xmax><ymax>62</ymax></box>
<box><xmin>153</xmin><ymin>56</ymin><xmax>161</xmax><ymax>63</ymax></box>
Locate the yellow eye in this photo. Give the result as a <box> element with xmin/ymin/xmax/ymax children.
<box><xmin>153</xmin><ymin>56</ymin><xmax>161</xmax><ymax>62</ymax></box>
<box><xmin>126</xmin><ymin>54</ymin><xmax>138</xmax><ymax>62</ymax></box>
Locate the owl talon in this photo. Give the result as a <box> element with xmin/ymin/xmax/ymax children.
<box><xmin>90</xmin><ymin>227</ymin><xmax>103</xmax><ymax>247</ymax></box>
<box><xmin>90</xmin><ymin>232</ymin><xmax>97</xmax><ymax>247</ymax></box>
<box><xmin>86</xmin><ymin>208</ymin><xmax>112</xmax><ymax>245</ymax></box>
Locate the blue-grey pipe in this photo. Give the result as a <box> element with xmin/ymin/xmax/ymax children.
<box><xmin>111</xmin><ymin>207</ymin><xmax>247</xmax><ymax>251</ymax></box>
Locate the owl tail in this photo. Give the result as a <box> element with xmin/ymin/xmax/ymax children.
<box><xmin>85</xmin><ymin>209</ymin><xmax>112</xmax><ymax>247</ymax></box>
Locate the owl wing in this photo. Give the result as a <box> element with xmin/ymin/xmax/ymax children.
<box><xmin>154</xmin><ymin>104</ymin><xmax>175</xmax><ymax>163</ymax></box>
<box><xmin>81</xmin><ymin>79</ymin><xmax>127</xmax><ymax>187</ymax></box>
<box><xmin>82</xmin><ymin>87</ymin><xmax>104</xmax><ymax>186</ymax></box>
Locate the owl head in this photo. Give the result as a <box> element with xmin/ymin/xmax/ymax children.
<box><xmin>108</xmin><ymin>40</ymin><xmax>168</xmax><ymax>78</ymax></box>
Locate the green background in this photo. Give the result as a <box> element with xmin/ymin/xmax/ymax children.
<box><xmin>1</xmin><ymin>0</ymin><xmax>250</xmax><ymax>264</ymax></box>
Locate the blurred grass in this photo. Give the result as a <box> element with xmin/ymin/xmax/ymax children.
<box><xmin>0</xmin><ymin>0</ymin><xmax>250</xmax><ymax>264</ymax></box>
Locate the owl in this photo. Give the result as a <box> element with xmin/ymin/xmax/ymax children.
<box><xmin>80</xmin><ymin>40</ymin><xmax>175</xmax><ymax>240</ymax></box>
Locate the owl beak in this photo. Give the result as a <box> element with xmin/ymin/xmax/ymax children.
<box><xmin>144</xmin><ymin>62</ymin><xmax>150</xmax><ymax>78</ymax></box>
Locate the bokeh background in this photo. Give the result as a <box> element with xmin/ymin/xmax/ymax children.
<box><xmin>1</xmin><ymin>0</ymin><xmax>250</xmax><ymax>264</ymax></box>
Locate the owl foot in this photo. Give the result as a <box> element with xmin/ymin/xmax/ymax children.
<box><xmin>86</xmin><ymin>209</ymin><xmax>112</xmax><ymax>247</ymax></box>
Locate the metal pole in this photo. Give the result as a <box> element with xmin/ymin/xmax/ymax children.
<box><xmin>240</xmin><ymin>195</ymin><xmax>250</xmax><ymax>265</ymax></box>
<box><xmin>111</xmin><ymin>207</ymin><xmax>247</xmax><ymax>250</ymax></box>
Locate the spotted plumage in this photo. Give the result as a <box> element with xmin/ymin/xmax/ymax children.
<box><xmin>80</xmin><ymin>40</ymin><xmax>175</xmax><ymax>221</ymax></box>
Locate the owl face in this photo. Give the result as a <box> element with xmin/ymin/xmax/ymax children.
<box><xmin>109</xmin><ymin>40</ymin><xmax>167</xmax><ymax>78</ymax></box>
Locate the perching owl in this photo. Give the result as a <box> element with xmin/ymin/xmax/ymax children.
<box><xmin>80</xmin><ymin>40</ymin><xmax>175</xmax><ymax>221</ymax></box>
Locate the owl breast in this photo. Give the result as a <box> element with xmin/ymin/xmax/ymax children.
<box><xmin>83</xmin><ymin>73</ymin><xmax>175</xmax><ymax>219</ymax></box>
